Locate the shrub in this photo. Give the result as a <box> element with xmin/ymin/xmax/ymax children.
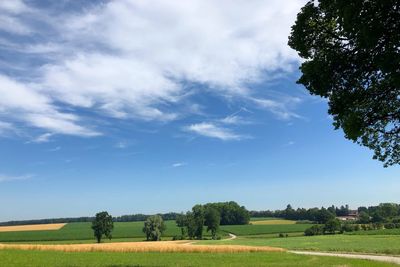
<box><xmin>304</xmin><ymin>225</ymin><xmax>323</xmax><ymax>236</ymax></box>
<box><xmin>384</xmin><ymin>223</ymin><xmax>396</xmax><ymax>229</ymax></box>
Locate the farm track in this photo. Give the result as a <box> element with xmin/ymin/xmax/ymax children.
<box><xmin>290</xmin><ymin>251</ymin><xmax>400</xmax><ymax>265</ymax></box>
<box><xmin>0</xmin><ymin>241</ymin><xmax>284</xmax><ymax>253</ymax></box>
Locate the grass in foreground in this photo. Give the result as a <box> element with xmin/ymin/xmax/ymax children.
<box><xmin>199</xmin><ymin>234</ymin><xmax>400</xmax><ymax>255</ymax></box>
<box><xmin>0</xmin><ymin>249</ymin><xmax>396</xmax><ymax>267</ymax></box>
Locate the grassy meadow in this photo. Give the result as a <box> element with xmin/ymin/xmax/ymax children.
<box><xmin>220</xmin><ymin>223</ymin><xmax>310</xmax><ymax>235</ymax></box>
<box><xmin>0</xmin><ymin>221</ymin><xmax>182</xmax><ymax>243</ymax></box>
<box><xmin>2</xmin><ymin>218</ymin><xmax>400</xmax><ymax>266</ymax></box>
<box><xmin>198</xmin><ymin>233</ymin><xmax>400</xmax><ymax>255</ymax></box>
<box><xmin>0</xmin><ymin>249</ymin><xmax>396</xmax><ymax>267</ymax></box>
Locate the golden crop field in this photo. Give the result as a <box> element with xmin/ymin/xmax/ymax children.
<box><xmin>0</xmin><ymin>223</ymin><xmax>66</xmax><ymax>232</ymax></box>
<box><xmin>0</xmin><ymin>241</ymin><xmax>285</xmax><ymax>253</ymax></box>
<box><xmin>251</xmin><ymin>220</ymin><xmax>296</xmax><ymax>225</ymax></box>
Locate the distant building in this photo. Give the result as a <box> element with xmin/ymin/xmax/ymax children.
<box><xmin>337</xmin><ymin>210</ymin><xmax>359</xmax><ymax>221</ymax></box>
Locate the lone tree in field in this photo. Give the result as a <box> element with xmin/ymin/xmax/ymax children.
<box><xmin>142</xmin><ymin>215</ymin><xmax>166</xmax><ymax>241</ymax></box>
<box><xmin>204</xmin><ymin>207</ymin><xmax>221</xmax><ymax>239</ymax></box>
<box><xmin>91</xmin><ymin>211</ymin><xmax>114</xmax><ymax>243</ymax></box>
<box><xmin>289</xmin><ymin>0</ymin><xmax>400</xmax><ymax>167</ymax></box>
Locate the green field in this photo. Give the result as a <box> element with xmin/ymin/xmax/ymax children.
<box><xmin>199</xmin><ymin>234</ymin><xmax>400</xmax><ymax>255</ymax></box>
<box><xmin>0</xmin><ymin>221</ymin><xmax>183</xmax><ymax>243</ymax></box>
<box><xmin>346</xmin><ymin>228</ymin><xmax>400</xmax><ymax>235</ymax></box>
<box><xmin>0</xmin><ymin>221</ymin><xmax>308</xmax><ymax>243</ymax></box>
<box><xmin>0</xmin><ymin>249</ymin><xmax>395</xmax><ymax>267</ymax></box>
<box><xmin>220</xmin><ymin>224</ymin><xmax>310</xmax><ymax>235</ymax></box>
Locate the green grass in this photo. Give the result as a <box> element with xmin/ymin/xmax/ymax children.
<box><xmin>0</xmin><ymin>249</ymin><xmax>395</xmax><ymax>267</ymax></box>
<box><xmin>250</xmin><ymin>217</ymin><xmax>281</xmax><ymax>221</ymax></box>
<box><xmin>346</xmin><ymin>229</ymin><xmax>400</xmax><ymax>235</ymax></box>
<box><xmin>0</xmin><ymin>221</ymin><xmax>227</xmax><ymax>243</ymax></box>
<box><xmin>220</xmin><ymin>224</ymin><xmax>310</xmax><ymax>235</ymax></box>
<box><xmin>200</xmin><ymin>234</ymin><xmax>400</xmax><ymax>255</ymax></box>
<box><xmin>0</xmin><ymin>221</ymin><xmax>182</xmax><ymax>243</ymax></box>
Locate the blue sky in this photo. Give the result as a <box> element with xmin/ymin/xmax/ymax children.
<box><xmin>0</xmin><ymin>0</ymin><xmax>399</xmax><ymax>221</ymax></box>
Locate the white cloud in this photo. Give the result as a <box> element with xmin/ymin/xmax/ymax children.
<box><xmin>0</xmin><ymin>0</ymin><xmax>32</xmax><ymax>35</ymax></box>
<box><xmin>0</xmin><ymin>173</ymin><xmax>33</xmax><ymax>182</ymax></box>
<box><xmin>0</xmin><ymin>121</ymin><xmax>14</xmax><ymax>135</ymax></box>
<box><xmin>250</xmin><ymin>97</ymin><xmax>302</xmax><ymax>120</ymax></box>
<box><xmin>172</xmin><ymin>162</ymin><xmax>187</xmax><ymax>168</ymax></box>
<box><xmin>0</xmin><ymin>75</ymin><xmax>100</xmax><ymax>137</ymax></box>
<box><xmin>115</xmin><ymin>141</ymin><xmax>128</xmax><ymax>149</ymax></box>
<box><xmin>283</xmin><ymin>141</ymin><xmax>295</xmax><ymax>146</ymax></box>
<box><xmin>32</xmin><ymin>133</ymin><xmax>53</xmax><ymax>143</ymax></box>
<box><xmin>185</xmin><ymin>122</ymin><xmax>245</xmax><ymax>141</ymax></box>
<box><xmin>0</xmin><ymin>0</ymin><xmax>306</xmax><ymax>138</ymax></box>
<box><xmin>48</xmin><ymin>146</ymin><xmax>61</xmax><ymax>152</ymax></box>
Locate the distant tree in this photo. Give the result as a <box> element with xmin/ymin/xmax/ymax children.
<box><xmin>358</xmin><ymin>211</ymin><xmax>370</xmax><ymax>224</ymax></box>
<box><xmin>192</xmin><ymin>205</ymin><xmax>205</xmax><ymax>239</ymax></box>
<box><xmin>316</xmin><ymin>208</ymin><xmax>335</xmax><ymax>224</ymax></box>
<box><xmin>205</xmin><ymin>207</ymin><xmax>221</xmax><ymax>239</ymax></box>
<box><xmin>91</xmin><ymin>211</ymin><xmax>114</xmax><ymax>243</ymax></box>
<box><xmin>304</xmin><ymin>225</ymin><xmax>323</xmax><ymax>236</ymax></box>
<box><xmin>323</xmin><ymin>218</ymin><xmax>341</xmax><ymax>234</ymax></box>
<box><xmin>204</xmin><ymin>201</ymin><xmax>250</xmax><ymax>225</ymax></box>
<box><xmin>142</xmin><ymin>215</ymin><xmax>166</xmax><ymax>241</ymax></box>
<box><xmin>289</xmin><ymin>0</ymin><xmax>400</xmax><ymax>167</ymax></box>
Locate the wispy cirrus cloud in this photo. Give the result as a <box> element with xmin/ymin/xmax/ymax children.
<box><xmin>172</xmin><ymin>162</ymin><xmax>187</xmax><ymax>168</ymax></box>
<box><xmin>184</xmin><ymin>122</ymin><xmax>247</xmax><ymax>141</ymax></box>
<box><xmin>0</xmin><ymin>0</ymin><xmax>305</xmax><ymax>139</ymax></box>
<box><xmin>0</xmin><ymin>173</ymin><xmax>34</xmax><ymax>182</ymax></box>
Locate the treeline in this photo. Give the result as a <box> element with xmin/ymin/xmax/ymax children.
<box><xmin>175</xmin><ymin>201</ymin><xmax>250</xmax><ymax>240</ymax></box>
<box><xmin>0</xmin><ymin>213</ymin><xmax>180</xmax><ymax>226</ymax></box>
<box><xmin>251</xmin><ymin>203</ymin><xmax>400</xmax><ymax>224</ymax></box>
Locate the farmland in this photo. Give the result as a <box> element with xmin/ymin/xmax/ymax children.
<box><xmin>0</xmin><ymin>219</ymin><xmax>305</xmax><ymax>243</ymax></box>
<box><xmin>0</xmin><ymin>224</ymin><xmax>66</xmax><ymax>232</ymax></box>
<box><xmin>1</xmin><ymin>218</ymin><xmax>400</xmax><ymax>266</ymax></box>
<box><xmin>0</xmin><ymin>249</ymin><xmax>395</xmax><ymax>267</ymax></box>
<box><xmin>220</xmin><ymin>223</ymin><xmax>310</xmax><ymax>235</ymax></box>
<box><xmin>0</xmin><ymin>221</ymin><xmax>182</xmax><ymax>243</ymax></box>
<box><xmin>198</xmin><ymin>232</ymin><xmax>400</xmax><ymax>255</ymax></box>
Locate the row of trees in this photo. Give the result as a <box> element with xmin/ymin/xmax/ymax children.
<box><xmin>175</xmin><ymin>201</ymin><xmax>249</xmax><ymax>240</ymax></box>
<box><xmin>176</xmin><ymin>204</ymin><xmax>221</xmax><ymax>240</ymax></box>
<box><xmin>90</xmin><ymin>201</ymin><xmax>249</xmax><ymax>243</ymax></box>
<box><xmin>251</xmin><ymin>203</ymin><xmax>400</xmax><ymax>224</ymax></box>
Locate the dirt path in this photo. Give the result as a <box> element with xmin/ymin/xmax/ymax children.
<box><xmin>227</xmin><ymin>233</ymin><xmax>237</xmax><ymax>240</ymax></box>
<box><xmin>290</xmin><ymin>251</ymin><xmax>400</xmax><ymax>265</ymax></box>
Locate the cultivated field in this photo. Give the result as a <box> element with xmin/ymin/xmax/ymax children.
<box><xmin>0</xmin><ymin>241</ymin><xmax>284</xmax><ymax>253</ymax></box>
<box><xmin>220</xmin><ymin>223</ymin><xmax>310</xmax><ymax>235</ymax></box>
<box><xmin>0</xmin><ymin>221</ymin><xmax>184</xmax><ymax>243</ymax></box>
<box><xmin>198</xmin><ymin>232</ymin><xmax>400</xmax><ymax>255</ymax></box>
<box><xmin>0</xmin><ymin>223</ymin><xmax>66</xmax><ymax>232</ymax></box>
<box><xmin>2</xmin><ymin>219</ymin><xmax>400</xmax><ymax>266</ymax></box>
<box><xmin>251</xmin><ymin>219</ymin><xmax>296</xmax><ymax>225</ymax></box>
<box><xmin>0</xmin><ymin>250</ymin><xmax>395</xmax><ymax>267</ymax></box>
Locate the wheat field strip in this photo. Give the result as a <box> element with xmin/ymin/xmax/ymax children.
<box><xmin>0</xmin><ymin>241</ymin><xmax>285</xmax><ymax>253</ymax></box>
<box><xmin>0</xmin><ymin>224</ymin><xmax>66</xmax><ymax>232</ymax></box>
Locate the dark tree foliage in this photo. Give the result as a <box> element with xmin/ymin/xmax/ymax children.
<box><xmin>91</xmin><ymin>211</ymin><xmax>114</xmax><ymax>243</ymax></box>
<box><xmin>204</xmin><ymin>201</ymin><xmax>250</xmax><ymax>225</ymax></box>
<box><xmin>289</xmin><ymin>0</ymin><xmax>400</xmax><ymax>167</ymax></box>
<box><xmin>204</xmin><ymin>207</ymin><xmax>221</xmax><ymax>239</ymax></box>
<box><xmin>192</xmin><ymin>205</ymin><xmax>205</xmax><ymax>239</ymax></box>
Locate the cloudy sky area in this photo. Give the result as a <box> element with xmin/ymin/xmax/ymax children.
<box><xmin>0</xmin><ymin>0</ymin><xmax>399</xmax><ymax>221</ymax></box>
